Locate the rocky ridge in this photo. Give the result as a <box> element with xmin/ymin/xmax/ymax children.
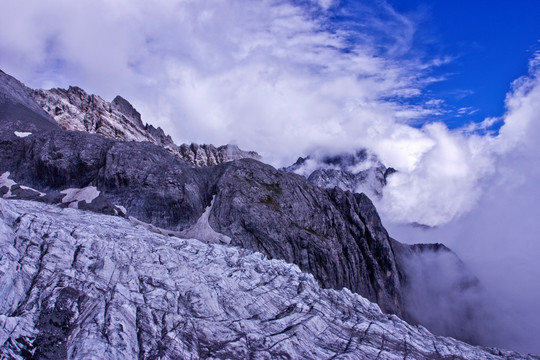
<box><xmin>282</xmin><ymin>149</ymin><xmax>396</xmax><ymax>199</ymax></box>
<box><xmin>0</xmin><ymin>70</ymin><xmax>59</xmax><ymax>138</ymax></box>
<box><xmin>30</xmin><ymin>86</ymin><xmax>260</xmax><ymax>166</ymax></box>
<box><xmin>1</xmin><ymin>199</ymin><xmax>537</xmax><ymax>360</ymax></box>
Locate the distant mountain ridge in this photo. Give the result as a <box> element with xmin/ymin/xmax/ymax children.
<box><xmin>282</xmin><ymin>149</ymin><xmax>396</xmax><ymax>199</ymax></box>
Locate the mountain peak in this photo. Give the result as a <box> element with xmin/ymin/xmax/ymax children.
<box><xmin>111</xmin><ymin>95</ymin><xmax>144</xmax><ymax>129</ymax></box>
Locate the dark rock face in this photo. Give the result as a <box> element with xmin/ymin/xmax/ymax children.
<box><xmin>211</xmin><ymin>159</ymin><xmax>403</xmax><ymax>315</ymax></box>
<box><xmin>0</xmin><ymin>130</ymin><xmax>216</xmax><ymax>230</ymax></box>
<box><xmin>0</xmin><ymin>70</ymin><xmax>59</xmax><ymax>137</ymax></box>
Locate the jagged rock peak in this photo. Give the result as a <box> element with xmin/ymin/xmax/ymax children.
<box><xmin>282</xmin><ymin>149</ymin><xmax>395</xmax><ymax>198</ymax></box>
<box><xmin>29</xmin><ymin>86</ymin><xmax>174</xmax><ymax>146</ymax></box>
<box><xmin>179</xmin><ymin>142</ymin><xmax>261</xmax><ymax>167</ymax></box>
<box><xmin>111</xmin><ymin>95</ymin><xmax>144</xmax><ymax>129</ymax></box>
<box><xmin>29</xmin><ymin>84</ymin><xmax>261</xmax><ymax>166</ymax></box>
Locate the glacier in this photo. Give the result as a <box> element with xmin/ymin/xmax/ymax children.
<box><xmin>0</xmin><ymin>198</ymin><xmax>537</xmax><ymax>360</ymax></box>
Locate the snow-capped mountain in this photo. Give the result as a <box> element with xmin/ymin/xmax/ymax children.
<box><xmin>1</xmin><ymin>68</ymin><xmax>538</xmax><ymax>359</ymax></box>
<box><xmin>282</xmin><ymin>149</ymin><xmax>396</xmax><ymax>199</ymax></box>
<box><xmin>30</xmin><ymin>86</ymin><xmax>260</xmax><ymax>166</ymax></box>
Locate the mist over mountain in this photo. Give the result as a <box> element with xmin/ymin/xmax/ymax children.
<box><xmin>282</xmin><ymin>149</ymin><xmax>396</xmax><ymax>199</ymax></box>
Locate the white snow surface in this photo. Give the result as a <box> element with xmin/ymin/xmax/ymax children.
<box><xmin>115</xmin><ymin>205</ymin><xmax>126</xmax><ymax>215</ymax></box>
<box><xmin>61</xmin><ymin>186</ymin><xmax>100</xmax><ymax>207</ymax></box>
<box><xmin>179</xmin><ymin>196</ymin><xmax>232</xmax><ymax>244</ymax></box>
<box><xmin>0</xmin><ymin>199</ymin><xmax>537</xmax><ymax>359</ymax></box>
<box><xmin>13</xmin><ymin>131</ymin><xmax>32</xmax><ymax>138</ymax></box>
<box><xmin>0</xmin><ymin>172</ymin><xmax>44</xmax><ymax>198</ymax></box>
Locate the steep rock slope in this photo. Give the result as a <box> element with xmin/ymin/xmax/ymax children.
<box><xmin>0</xmin><ymin>70</ymin><xmax>59</xmax><ymax>138</ymax></box>
<box><xmin>211</xmin><ymin>159</ymin><xmax>403</xmax><ymax>315</ymax></box>
<box><xmin>1</xmin><ymin>199</ymin><xmax>537</xmax><ymax>360</ymax></box>
<box><xmin>30</xmin><ymin>86</ymin><xmax>260</xmax><ymax>166</ymax></box>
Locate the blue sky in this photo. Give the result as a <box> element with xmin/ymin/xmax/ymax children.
<box><xmin>328</xmin><ymin>0</ymin><xmax>540</xmax><ymax>130</ymax></box>
<box><xmin>389</xmin><ymin>1</ymin><xmax>540</xmax><ymax>128</ymax></box>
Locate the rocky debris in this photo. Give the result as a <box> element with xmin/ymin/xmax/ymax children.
<box><xmin>29</xmin><ymin>85</ymin><xmax>261</xmax><ymax>166</ymax></box>
<box><xmin>0</xmin><ymin>70</ymin><xmax>59</xmax><ymax>138</ymax></box>
<box><xmin>2</xmin><ymin>199</ymin><xmax>538</xmax><ymax>360</ymax></box>
<box><xmin>282</xmin><ymin>149</ymin><xmax>396</xmax><ymax>198</ymax></box>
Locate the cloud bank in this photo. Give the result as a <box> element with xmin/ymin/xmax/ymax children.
<box><xmin>0</xmin><ymin>0</ymin><xmax>443</xmax><ymax>160</ymax></box>
<box><xmin>384</xmin><ymin>53</ymin><xmax>540</xmax><ymax>354</ymax></box>
<box><xmin>379</xmin><ymin>52</ymin><xmax>540</xmax><ymax>227</ymax></box>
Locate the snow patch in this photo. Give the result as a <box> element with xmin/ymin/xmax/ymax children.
<box><xmin>61</xmin><ymin>186</ymin><xmax>100</xmax><ymax>208</ymax></box>
<box><xmin>0</xmin><ymin>172</ymin><xmax>16</xmax><ymax>197</ymax></box>
<box><xmin>180</xmin><ymin>196</ymin><xmax>232</xmax><ymax>244</ymax></box>
<box><xmin>19</xmin><ymin>185</ymin><xmax>45</xmax><ymax>197</ymax></box>
<box><xmin>14</xmin><ymin>131</ymin><xmax>32</xmax><ymax>138</ymax></box>
<box><xmin>128</xmin><ymin>197</ymin><xmax>231</xmax><ymax>245</ymax></box>
<box><xmin>0</xmin><ymin>172</ymin><xmax>46</xmax><ymax>198</ymax></box>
